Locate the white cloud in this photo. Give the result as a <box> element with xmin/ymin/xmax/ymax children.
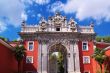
<box><xmin>0</xmin><ymin>21</ymin><xmax>7</xmax><ymax>32</ymax></box>
<box><xmin>21</xmin><ymin>0</ymin><xmax>50</xmax><ymax>5</ymax></box>
<box><xmin>31</xmin><ymin>14</ymin><xmax>36</xmax><ymax>17</ymax></box>
<box><xmin>48</xmin><ymin>1</ymin><xmax>64</xmax><ymax>12</ymax></box>
<box><xmin>50</xmin><ymin>0</ymin><xmax>110</xmax><ymax>22</ymax></box>
<box><xmin>0</xmin><ymin>0</ymin><xmax>25</xmax><ymax>28</ymax></box>
<box><xmin>21</xmin><ymin>0</ymin><xmax>34</xmax><ymax>5</ymax></box>
<box><xmin>17</xmin><ymin>37</ymin><xmax>21</xmax><ymax>41</ymax></box>
<box><xmin>37</xmin><ymin>13</ymin><xmax>42</xmax><ymax>17</ymax></box>
<box><xmin>0</xmin><ymin>0</ymin><xmax>50</xmax><ymax>33</ymax></box>
<box><xmin>35</xmin><ymin>0</ymin><xmax>50</xmax><ymax>5</ymax></box>
<box><xmin>21</xmin><ymin>12</ymin><xmax>27</xmax><ymax>20</ymax></box>
<box><xmin>0</xmin><ymin>0</ymin><xmax>30</xmax><ymax>32</ymax></box>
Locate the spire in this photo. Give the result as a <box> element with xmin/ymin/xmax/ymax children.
<box><xmin>39</xmin><ymin>16</ymin><xmax>47</xmax><ymax>24</ymax></box>
<box><xmin>90</xmin><ymin>21</ymin><xmax>94</xmax><ymax>27</ymax></box>
<box><xmin>49</xmin><ymin>16</ymin><xmax>52</xmax><ymax>20</ymax></box>
<box><xmin>21</xmin><ymin>20</ymin><xmax>26</xmax><ymax>26</ymax></box>
<box><xmin>55</xmin><ymin>11</ymin><xmax>60</xmax><ymax>16</ymax></box>
<box><xmin>69</xmin><ymin>17</ymin><xmax>75</xmax><ymax>25</ymax></box>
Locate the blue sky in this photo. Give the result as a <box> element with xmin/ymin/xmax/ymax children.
<box><xmin>0</xmin><ymin>0</ymin><xmax>110</xmax><ymax>40</ymax></box>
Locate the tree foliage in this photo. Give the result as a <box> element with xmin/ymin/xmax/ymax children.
<box><xmin>14</xmin><ymin>45</ymin><xmax>26</xmax><ymax>73</ymax></box>
<box><xmin>14</xmin><ymin>45</ymin><xmax>26</xmax><ymax>62</ymax></box>
<box><xmin>50</xmin><ymin>52</ymin><xmax>64</xmax><ymax>73</ymax></box>
<box><xmin>96</xmin><ymin>36</ymin><xmax>110</xmax><ymax>43</ymax></box>
<box><xmin>57</xmin><ymin>52</ymin><xmax>64</xmax><ymax>73</ymax></box>
<box><xmin>0</xmin><ymin>36</ymin><xmax>8</xmax><ymax>41</ymax></box>
<box><xmin>92</xmin><ymin>48</ymin><xmax>107</xmax><ymax>73</ymax></box>
<box><xmin>13</xmin><ymin>40</ymin><xmax>18</xmax><ymax>42</ymax></box>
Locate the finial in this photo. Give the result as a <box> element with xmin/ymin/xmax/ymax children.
<box><xmin>40</xmin><ymin>17</ymin><xmax>45</xmax><ymax>22</ymax></box>
<box><xmin>55</xmin><ymin>11</ymin><xmax>60</xmax><ymax>16</ymax></box>
<box><xmin>70</xmin><ymin>17</ymin><xmax>74</xmax><ymax>23</ymax></box>
<box><xmin>21</xmin><ymin>20</ymin><xmax>26</xmax><ymax>26</ymax></box>
<box><xmin>41</xmin><ymin>16</ymin><xmax>44</xmax><ymax>20</ymax></box>
<box><xmin>90</xmin><ymin>21</ymin><xmax>94</xmax><ymax>27</ymax></box>
<box><xmin>49</xmin><ymin>16</ymin><xmax>52</xmax><ymax>20</ymax></box>
<box><xmin>40</xmin><ymin>16</ymin><xmax>47</xmax><ymax>24</ymax></box>
<box><xmin>64</xmin><ymin>16</ymin><xmax>66</xmax><ymax>20</ymax></box>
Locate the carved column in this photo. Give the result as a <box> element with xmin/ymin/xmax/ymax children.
<box><xmin>74</xmin><ymin>41</ymin><xmax>80</xmax><ymax>73</ymax></box>
<box><xmin>38</xmin><ymin>40</ymin><xmax>42</xmax><ymax>73</ymax></box>
<box><xmin>68</xmin><ymin>40</ymin><xmax>75</xmax><ymax>73</ymax></box>
<box><xmin>42</xmin><ymin>40</ymin><xmax>48</xmax><ymax>73</ymax></box>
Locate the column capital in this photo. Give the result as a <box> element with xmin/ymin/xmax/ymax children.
<box><xmin>38</xmin><ymin>39</ymin><xmax>49</xmax><ymax>44</ymax></box>
<box><xmin>69</xmin><ymin>40</ymin><xmax>75</xmax><ymax>44</ymax></box>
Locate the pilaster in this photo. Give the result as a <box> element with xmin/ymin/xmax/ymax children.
<box><xmin>38</xmin><ymin>41</ymin><xmax>42</xmax><ymax>73</ymax></box>
<box><xmin>42</xmin><ymin>41</ymin><xmax>48</xmax><ymax>73</ymax></box>
<box><xmin>74</xmin><ymin>41</ymin><xmax>80</xmax><ymax>73</ymax></box>
<box><xmin>68</xmin><ymin>40</ymin><xmax>75</xmax><ymax>73</ymax></box>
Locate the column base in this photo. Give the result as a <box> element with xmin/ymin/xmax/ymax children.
<box><xmin>38</xmin><ymin>71</ymin><xmax>47</xmax><ymax>73</ymax></box>
<box><xmin>74</xmin><ymin>72</ymin><xmax>80</xmax><ymax>73</ymax></box>
<box><xmin>42</xmin><ymin>71</ymin><xmax>47</xmax><ymax>73</ymax></box>
<box><xmin>68</xmin><ymin>71</ymin><xmax>81</xmax><ymax>73</ymax></box>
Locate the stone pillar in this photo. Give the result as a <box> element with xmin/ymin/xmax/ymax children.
<box><xmin>38</xmin><ymin>42</ymin><xmax>42</xmax><ymax>73</ymax></box>
<box><xmin>47</xmin><ymin>52</ymin><xmax>49</xmax><ymax>73</ymax></box>
<box><xmin>42</xmin><ymin>41</ymin><xmax>48</xmax><ymax>73</ymax></box>
<box><xmin>68</xmin><ymin>41</ymin><xmax>75</xmax><ymax>73</ymax></box>
<box><xmin>74</xmin><ymin>42</ymin><xmax>80</xmax><ymax>73</ymax></box>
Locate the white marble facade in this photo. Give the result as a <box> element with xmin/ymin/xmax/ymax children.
<box><xmin>21</xmin><ymin>12</ymin><xmax>94</xmax><ymax>34</ymax></box>
<box><xmin>20</xmin><ymin>12</ymin><xmax>95</xmax><ymax>73</ymax></box>
<box><xmin>37</xmin><ymin>39</ymin><xmax>80</xmax><ymax>73</ymax></box>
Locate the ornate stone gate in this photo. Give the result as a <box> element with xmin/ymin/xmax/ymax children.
<box><xmin>20</xmin><ymin>12</ymin><xmax>95</xmax><ymax>73</ymax></box>
<box><xmin>37</xmin><ymin>33</ymin><xmax>81</xmax><ymax>73</ymax></box>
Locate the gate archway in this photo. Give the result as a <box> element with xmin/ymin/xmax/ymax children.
<box><xmin>48</xmin><ymin>43</ymin><xmax>68</xmax><ymax>73</ymax></box>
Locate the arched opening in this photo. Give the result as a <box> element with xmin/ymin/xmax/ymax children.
<box><xmin>48</xmin><ymin>43</ymin><xmax>67</xmax><ymax>73</ymax></box>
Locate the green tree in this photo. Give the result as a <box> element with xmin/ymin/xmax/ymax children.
<box><xmin>92</xmin><ymin>48</ymin><xmax>107</xmax><ymax>73</ymax></box>
<box><xmin>13</xmin><ymin>40</ymin><xmax>18</xmax><ymax>42</ymax></box>
<box><xmin>0</xmin><ymin>36</ymin><xmax>8</xmax><ymax>41</ymax></box>
<box><xmin>96</xmin><ymin>36</ymin><xmax>110</xmax><ymax>43</ymax></box>
<box><xmin>103</xmin><ymin>36</ymin><xmax>110</xmax><ymax>43</ymax></box>
<box><xmin>96</xmin><ymin>36</ymin><xmax>102</xmax><ymax>42</ymax></box>
<box><xmin>14</xmin><ymin>45</ymin><xmax>26</xmax><ymax>73</ymax></box>
<box><xmin>57</xmin><ymin>52</ymin><xmax>64</xmax><ymax>73</ymax></box>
